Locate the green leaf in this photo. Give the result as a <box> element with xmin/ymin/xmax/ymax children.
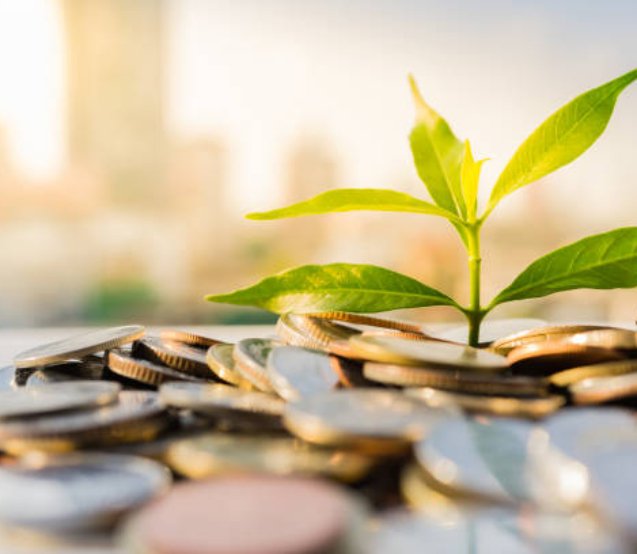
<box><xmin>247</xmin><ymin>189</ymin><xmax>460</xmax><ymax>223</ymax></box>
<box><xmin>408</xmin><ymin>75</ymin><xmax>465</xmax><ymax>217</ymax></box>
<box><xmin>490</xmin><ymin>227</ymin><xmax>637</xmax><ymax>307</ymax></box>
<box><xmin>487</xmin><ymin>68</ymin><xmax>637</xmax><ymax>213</ymax></box>
<box><xmin>460</xmin><ymin>140</ymin><xmax>486</xmax><ymax>221</ymax></box>
<box><xmin>206</xmin><ymin>263</ymin><xmax>460</xmax><ymax>314</ymax></box>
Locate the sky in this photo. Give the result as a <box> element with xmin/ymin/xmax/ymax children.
<box><xmin>0</xmin><ymin>0</ymin><xmax>635</xmax><ymax>226</ymax></box>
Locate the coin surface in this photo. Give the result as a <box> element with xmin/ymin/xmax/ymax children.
<box><xmin>206</xmin><ymin>343</ymin><xmax>252</xmax><ymax>387</ymax></box>
<box><xmin>0</xmin><ymin>381</ymin><xmax>120</xmax><ymax>419</ymax></box>
<box><xmin>124</xmin><ymin>475</ymin><xmax>364</xmax><ymax>554</ymax></box>
<box><xmin>0</xmin><ymin>453</ymin><xmax>171</xmax><ymax>532</ymax></box>
<box><xmin>567</xmin><ymin>328</ymin><xmax>637</xmax><ymax>351</ymax></box>
<box><xmin>549</xmin><ymin>359</ymin><xmax>637</xmax><ymax>387</ymax></box>
<box><xmin>306</xmin><ymin>311</ymin><xmax>426</xmax><ymax>334</ymax></box>
<box><xmin>434</xmin><ymin>318</ymin><xmax>547</xmax><ymax>345</ymax></box>
<box><xmin>266</xmin><ymin>346</ymin><xmax>339</xmax><ymax>401</ymax></box>
<box><xmin>276</xmin><ymin>313</ymin><xmax>359</xmax><ymax>354</ymax></box>
<box><xmin>26</xmin><ymin>357</ymin><xmax>106</xmax><ymax>386</ymax></box>
<box><xmin>570</xmin><ymin>371</ymin><xmax>637</xmax><ymax>405</ymax></box>
<box><xmin>233</xmin><ymin>338</ymin><xmax>277</xmax><ymax>392</ymax></box>
<box><xmin>14</xmin><ymin>325</ymin><xmax>145</xmax><ymax>369</ymax></box>
<box><xmin>349</xmin><ymin>334</ymin><xmax>508</xmax><ymax>371</ymax></box>
<box><xmin>107</xmin><ymin>349</ymin><xmax>203</xmax><ymax>387</ymax></box>
<box><xmin>166</xmin><ymin>433</ymin><xmax>373</xmax><ymax>482</ymax></box>
<box><xmin>160</xmin><ymin>329</ymin><xmax>226</xmax><ymax>349</ymax></box>
<box><xmin>133</xmin><ymin>336</ymin><xmax>211</xmax><ymax>378</ymax></box>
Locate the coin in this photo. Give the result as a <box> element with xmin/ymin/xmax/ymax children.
<box><xmin>567</xmin><ymin>328</ymin><xmax>637</xmax><ymax>351</ymax></box>
<box><xmin>266</xmin><ymin>346</ymin><xmax>339</xmax><ymax>401</ymax></box>
<box><xmin>233</xmin><ymin>338</ymin><xmax>277</xmax><ymax>392</ymax></box>
<box><xmin>133</xmin><ymin>336</ymin><xmax>211</xmax><ymax>378</ymax></box>
<box><xmin>549</xmin><ymin>359</ymin><xmax>637</xmax><ymax>387</ymax></box>
<box><xmin>570</xmin><ymin>371</ymin><xmax>637</xmax><ymax>405</ymax></box>
<box><xmin>0</xmin><ymin>381</ymin><xmax>120</xmax><ymax>419</ymax></box>
<box><xmin>0</xmin><ymin>391</ymin><xmax>168</xmax><ymax>455</ymax></box>
<box><xmin>434</xmin><ymin>318</ymin><xmax>547</xmax><ymax>346</ymax></box>
<box><xmin>284</xmin><ymin>389</ymin><xmax>443</xmax><ymax>454</ymax></box>
<box><xmin>407</xmin><ymin>387</ymin><xmax>564</xmax><ymax>419</ymax></box>
<box><xmin>507</xmin><ymin>341</ymin><xmax>625</xmax><ymax>374</ymax></box>
<box><xmin>26</xmin><ymin>357</ymin><xmax>106</xmax><ymax>386</ymax></box>
<box><xmin>14</xmin><ymin>325</ymin><xmax>145</xmax><ymax>369</ymax></box>
<box><xmin>160</xmin><ymin>329</ymin><xmax>226</xmax><ymax>349</ymax></box>
<box><xmin>276</xmin><ymin>313</ymin><xmax>359</xmax><ymax>354</ymax></box>
<box><xmin>400</xmin><ymin>463</ymin><xmax>463</xmax><ymax>515</ymax></box>
<box><xmin>306</xmin><ymin>311</ymin><xmax>426</xmax><ymax>334</ymax></box>
<box><xmin>363</xmin><ymin>362</ymin><xmax>549</xmax><ymax>396</ymax></box>
<box><xmin>166</xmin><ymin>434</ymin><xmax>373</xmax><ymax>482</ymax></box>
<box><xmin>123</xmin><ymin>475</ymin><xmax>365</xmax><ymax>554</ymax></box>
<box><xmin>0</xmin><ymin>365</ymin><xmax>21</xmax><ymax>390</ymax></box>
<box><xmin>349</xmin><ymin>334</ymin><xmax>508</xmax><ymax>371</ymax></box>
<box><xmin>107</xmin><ymin>349</ymin><xmax>203</xmax><ymax>387</ymax></box>
<box><xmin>206</xmin><ymin>343</ymin><xmax>252</xmax><ymax>387</ymax></box>
<box><xmin>0</xmin><ymin>453</ymin><xmax>171</xmax><ymax>532</ymax></box>
<box><xmin>329</xmin><ymin>356</ymin><xmax>375</xmax><ymax>388</ymax></box>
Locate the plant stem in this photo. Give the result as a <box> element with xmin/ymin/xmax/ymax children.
<box><xmin>465</xmin><ymin>222</ymin><xmax>484</xmax><ymax>346</ymax></box>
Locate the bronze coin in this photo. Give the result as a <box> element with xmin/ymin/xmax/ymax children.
<box><xmin>125</xmin><ymin>475</ymin><xmax>358</xmax><ymax>554</ymax></box>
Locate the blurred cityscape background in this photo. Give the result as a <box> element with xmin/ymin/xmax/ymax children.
<box><xmin>0</xmin><ymin>0</ymin><xmax>635</xmax><ymax>327</ymax></box>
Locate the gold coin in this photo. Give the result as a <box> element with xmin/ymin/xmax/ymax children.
<box><xmin>205</xmin><ymin>343</ymin><xmax>253</xmax><ymax>388</ymax></box>
<box><xmin>160</xmin><ymin>329</ymin><xmax>226</xmax><ymax>349</ymax></box>
<box><xmin>570</xmin><ymin>372</ymin><xmax>637</xmax><ymax>405</ymax></box>
<box><xmin>363</xmin><ymin>362</ymin><xmax>549</xmax><ymax>396</ymax></box>
<box><xmin>349</xmin><ymin>334</ymin><xmax>508</xmax><ymax>371</ymax></box>
<box><xmin>133</xmin><ymin>337</ymin><xmax>211</xmax><ymax>379</ymax></box>
<box><xmin>14</xmin><ymin>325</ymin><xmax>145</xmax><ymax>369</ymax></box>
<box><xmin>550</xmin><ymin>359</ymin><xmax>637</xmax><ymax>387</ymax></box>
<box><xmin>507</xmin><ymin>341</ymin><xmax>625</xmax><ymax>374</ymax></box>
<box><xmin>407</xmin><ymin>387</ymin><xmax>564</xmax><ymax>419</ymax></box>
<box><xmin>567</xmin><ymin>328</ymin><xmax>637</xmax><ymax>351</ymax></box>
<box><xmin>276</xmin><ymin>314</ymin><xmax>359</xmax><ymax>354</ymax></box>
<box><xmin>233</xmin><ymin>339</ymin><xmax>277</xmax><ymax>392</ymax></box>
<box><xmin>107</xmin><ymin>349</ymin><xmax>203</xmax><ymax>387</ymax></box>
<box><xmin>306</xmin><ymin>311</ymin><xmax>426</xmax><ymax>335</ymax></box>
<box><xmin>166</xmin><ymin>434</ymin><xmax>374</xmax><ymax>482</ymax></box>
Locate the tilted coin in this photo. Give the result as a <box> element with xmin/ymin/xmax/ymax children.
<box><xmin>0</xmin><ymin>381</ymin><xmax>120</xmax><ymax>419</ymax></box>
<box><xmin>414</xmin><ymin>416</ymin><xmax>536</xmax><ymax>505</ymax></box>
<box><xmin>159</xmin><ymin>329</ymin><xmax>226</xmax><ymax>349</ymax></box>
<box><xmin>0</xmin><ymin>391</ymin><xmax>168</xmax><ymax>455</ymax></box>
<box><xmin>507</xmin><ymin>341</ymin><xmax>625</xmax><ymax>374</ymax></box>
<box><xmin>490</xmin><ymin>324</ymin><xmax>613</xmax><ymax>356</ymax></box>
<box><xmin>276</xmin><ymin>313</ymin><xmax>360</xmax><ymax>355</ymax></box>
<box><xmin>0</xmin><ymin>453</ymin><xmax>171</xmax><ymax>532</ymax></box>
<box><xmin>166</xmin><ymin>433</ymin><xmax>374</xmax><ymax>482</ymax></box>
<box><xmin>26</xmin><ymin>357</ymin><xmax>106</xmax><ymax>386</ymax></box>
<box><xmin>266</xmin><ymin>346</ymin><xmax>339</xmax><ymax>401</ymax></box>
<box><xmin>233</xmin><ymin>338</ymin><xmax>277</xmax><ymax>392</ymax></box>
<box><xmin>349</xmin><ymin>334</ymin><xmax>508</xmax><ymax>371</ymax></box>
<box><xmin>0</xmin><ymin>365</ymin><xmax>21</xmax><ymax>390</ymax></box>
<box><xmin>284</xmin><ymin>389</ymin><xmax>444</xmax><ymax>454</ymax></box>
<box><xmin>407</xmin><ymin>387</ymin><xmax>564</xmax><ymax>419</ymax></box>
<box><xmin>400</xmin><ymin>463</ymin><xmax>463</xmax><ymax>515</ymax></box>
<box><xmin>363</xmin><ymin>362</ymin><xmax>549</xmax><ymax>396</ymax></box>
<box><xmin>570</xmin><ymin>371</ymin><xmax>637</xmax><ymax>405</ymax></box>
<box><xmin>549</xmin><ymin>359</ymin><xmax>637</xmax><ymax>388</ymax></box>
<box><xmin>206</xmin><ymin>343</ymin><xmax>252</xmax><ymax>387</ymax></box>
<box><xmin>306</xmin><ymin>311</ymin><xmax>426</xmax><ymax>335</ymax></box>
<box><xmin>434</xmin><ymin>318</ymin><xmax>547</xmax><ymax>346</ymax></box>
<box><xmin>107</xmin><ymin>349</ymin><xmax>203</xmax><ymax>387</ymax></box>
<box><xmin>567</xmin><ymin>328</ymin><xmax>637</xmax><ymax>352</ymax></box>
<box><xmin>133</xmin><ymin>336</ymin><xmax>210</xmax><ymax>378</ymax></box>
<box><xmin>329</xmin><ymin>356</ymin><xmax>375</xmax><ymax>388</ymax></box>
<box><xmin>14</xmin><ymin>325</ymin><xmax>145</xmax><ymax>369</ymax></box>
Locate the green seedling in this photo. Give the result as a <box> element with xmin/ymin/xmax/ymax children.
<box><xmin>208</xmin><ymin>69</ymin><xmax>637</xmax><ymax>346</ymax></box>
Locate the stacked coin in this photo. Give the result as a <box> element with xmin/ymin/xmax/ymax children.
<box><xmin>1</xmin><ymin>317</ymin><xmax>637</xmax><ymax>553</ymax></box>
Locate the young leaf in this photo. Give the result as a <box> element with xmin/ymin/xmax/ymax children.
<box><xmin>460</xmin><ymin>141</ymin><xmax>486</xmax><ymax>221</ymax></box>
<box><xmin>206</xmin><ymin>263</ymin><xmax>460</xmax><ymax>314</ymax></box>
<box><xmin>487</xmin><ymin>68</ymin><xmax>637</xmax><ymax>214</ymax></box>
<box><xmin>408</xmin><ymin>75</ymin><xmax>465</xmax><ymax>217</ymax></box>
<box><xmin>490</xmin><ymin>227</ymin><xmax>637</xmax><ymax>307</ymax></box>
<box><xmin>247</xmin><ymin>189</ymin><xmax>461</xmax><ymax>223</ymax></box>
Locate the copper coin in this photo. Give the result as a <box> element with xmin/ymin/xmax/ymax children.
<box><xmin>125</xmin><ymin>475</ymin><xmax>356</xmax><ymax>554</ymax></box>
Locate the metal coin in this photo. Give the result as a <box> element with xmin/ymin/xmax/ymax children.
<box><xmin>567</xmin><ymin>328</ymin><xmax>637</xmax><ymax>351</ymax></box>
<box><xmin>123</xmin><ymin>475</ymin><xmax>364</xmax><ymax>554</ymax></box>
<box><xmin>570</xmin><ymin>371</ymin><xmax>637</xmax><ymax>405</ymax></box>
<box><xmin>26</xmin><ymin>357</ymin><xmax>106</xmax><ymax>386</ymax></box>
<box><xmin>349</xmin><ymin>334</ymin><xmax>508</xmax><ymax>371</ymax></box>
<box><xmin>434</xmin><ymin>318</ymin><xmax>547</xmax><ymax>346</ymax></box>
<box><xmin>400</xmin><ymin>463</ymin><xmax>463</xmax><ymax>515</ymax></box>
<box><xmin>107</xmin><ymin>349</ymin><xmax>203</xmax><ymax>387</ymax></box>
<box><xmin>306</xmin><ymin>311</ymin><xmax>426</xmax><ymax>334</ymax></box>
<box><xmin>549</xmin><ymin>359</ymin><xmax>637</xmax><ymax>387</ymax></box>
<box><xmin>276</xmin><ymin>313</ymin><xmax>359</xmax><ymax>354</ymax></box>
<box><xmin>206</xmin><ymin>343</ymin><xmax>252</xmax><ymax>387</ymax></box>
<box><xmin>133</xmin><ymin>336</ymin><xmax>211</xmax><ymax>378</ymax></box>
<box><xmin>0</xmin><ymin>453</ymin><xmax>171</xmax><ymax>532</ymax></box>
<box><xmin>0</xmin><ymin>365</ymin><xmax>21</xmax><ymax>390</ymax></box>
<box><xmin>166</xmin><ymin>433</ymin><xmax>374</xmax><ymax>482</ymax></box>
<box><xmin>284</xmin><ymin>389</ymin><xmax>443</xmax><ymax>454</ymax></box>
<box><xmin>266</xmin><ymin>346</ymin><xmax>339</xmax><ymax>401</ymax></box>
<box><xmin>0</xmin><ymin>381</ymin><xmax>120</xmax><ymax>420</ymax></box>
<box><xmin>233</xmin><ymin>338</ymin><xmax>277</xmax><ymax>392</ymax></box>
<box><xmin>14</xmin><ymin>325</ymin><xmax>145</xmax><ymax>369</ymax></box>
<box><xmin>159</xmin><ymin>329</ymin><xmax>226</xmax><ymax>349</ymax></box>
<box><xmin>329</xmin><ymin>356</ymin><xmax>374</xmax><ymax>388</ymax></box>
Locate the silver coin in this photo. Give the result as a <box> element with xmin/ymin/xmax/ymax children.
<box><xmin>14</xmin><ymin>326</ymin><xmax>145</xmax><ymax>369</ymax></box>
<box><xmin>133</xmin><ymin>336</ymin><xmax>210</xmax><ymax>378</ymax></box>
<box><xmin>266</xmin><ymin>346</ymin><xmax>339</xmax><ymax>402</ymax></box>
<box><xmin>434</xmin><ymin>319</ymin><xmax>547</xmax><ymax>345</ymax></box>
<box><xmin>233</xmin><ymin>338</ymin><xmax>277</xmax><ymax>392</ymax></box>
<box><xmin>0</xmin><ymin>453</ymin><xmax>171</xmax><ymax>532</ymax></box>
<box><xmin>26</xmin><ymin>358</ymin><xmax>105</xmax><ymax>386</ymax></box>
<box><xmin>0</xmin><ymin>381</ymin><xmax>121</xmax><ymax>420</ymax></box>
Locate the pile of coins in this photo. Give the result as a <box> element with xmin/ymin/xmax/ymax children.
<box><xmin>1</xmin><ymin>316</ymin><xmax>637</xmax><ymax>553</ymax></box>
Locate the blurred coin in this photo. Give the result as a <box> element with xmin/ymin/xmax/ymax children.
<box><xmin>567</xmin><ymin>328</ymin><xmax>637</xmax><ymax>352</ymax></box>
<box><xmin>206</xmin><ymin>343</ymin><xmax>252</xmax><ymax>387</ymax></box>
<box><xmin>0</xmin><ymin>381</ymin><xmax>120</xmax><ymax>420</ymax></box>
<box><xmin>329</xmin><ymin>356</ymin><xmax>375</xmax><ymax>388</ymax></box>
<box><xmin>400</xmin><ymin>463</ymin><xmax>465</xmax><ymax>515</ymax></box>
<box><xmin>266</xmin><ymin>346</ymin><xmax>339</xmax><ymax>401</ymax></box>
<box><xmin>26</xmin><ymin>357</ymin><xmax>105</xmax><ymax>386</ymax></box>
<box><xmin>0</xmin><ymin>366</ymin><xmax>21</xmax><ymax>390</ymax></box>
<box><xmin>407</xmin><ymin>387</ymin><xmax>564</xmax><ymax>419</ymax></box>
<box><xmin>363</xmin><ymin>362</ymin><xmax>549</xmax><ymax>396</ymax></box>
<box><xmin>570</xmin><ymin>371</ymin><xmax>637</xmax><ymax>405</ymax></box>
<box><xmin>434</xmin><ymin>318</ymin><xmax>547</xmax><ymax>346</ymax></box>
<box><xmin>0</xmin><ymin>391</ymin><xmax>168</xmax><ymax>455</ymax></box>
<box><xmin>491</xmin><ymin>324</ymin><xmax>613</xmax><ymax>356</ymax></box>
<box><xmin>14</xmin><ymin>326</ymin><xmax>145</xmax><ymax>369</ymax></box>
<box><xmin>106</xmin><ymin>349</ymin><xmax>202</xmax><ymax>387</ymax></box>
<box><xmin>0</xmin><ymin>453</ymin><xmax>170</xmax><ymax>532</ymax></box>
<box><xmin>306</xmin><ymin>311</ymin><xmax>426</xmax><ymax>334</ymax></box>
<box><xmin>349</xmin><ymin>334</ymin><xmax>508</xmax><ymax>371</ymax></box>
<box><xmin>159</xmin><ymin>329</ymin><xmax>226</xmax><ymax>349</ymax></box>
<box><xmin>233</xmin><ymin>338</ymin><xmax>277</xmax><ymax>392</ymax></box>
<box><xmin>507</xmin><ymin>341</ymin><xmax>625</xmax><ymax>374</ymax></box>
<box><xmin>550</xmin><ymin>359</ymin><xmax>637</xmax><ymax>388</ymax></box>
<box><xmin>284</xmin><ymin>389</ymin><xmax>443</xmax><ymax>455</ymax></box>
<box><xmin>133</xmin><ymin>336</ymin><xmax>210</xmax><ymax>379</ymax></box>
<box><xmin>166</xmin><ymin>433</ymin><xmax>373</xmax><ymax>482</ymax></box>
<box><xmin>123</xmin><ymin>475</ymin><xmax>366</xmax><ymax>554</ymax></box>
<box><xmin>276</xmin><ymin>313</ymin><xmax>359</xmax><ymax>355</ymax></box>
